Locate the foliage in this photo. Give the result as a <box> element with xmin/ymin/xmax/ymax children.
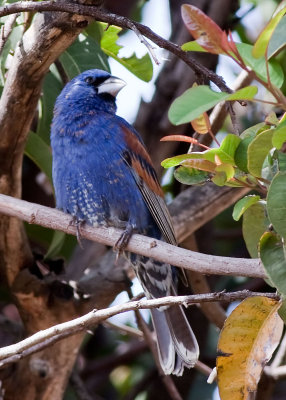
<box><xmin>161</xmin><ymin>2</ymin><xmax>286</xmax><ymax>397</ymax></box>
<box><xmin>1</xmin><ymin>0</ymin><xmax>286</xmax><ymax>399</ymax></box>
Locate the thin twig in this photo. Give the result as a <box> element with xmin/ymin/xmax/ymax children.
<box><xmin>103</xmin><ymin>320</ymin><xmax>143</xmax><ymax>338</ymax></box>
<box><xmin>0</xmin><ymin>290</ymin><xmax>279</xmax><ymax>368</ymax></box>
<box><xmin>0</xmin><ymin>194</ymin><xmax>266</xmax><ymax>278</ymax></box>
<box><xmin>0</xmin><ymin>1</ymin><xmax>232</xmax><ymax>93</ymax></box>
<box><xmin>128</xmin><ymin>22</ymin><xmax>160</xmax><ymax>65</ymax></box>
<box><xmin>0</xmin><ymin>13</ymin><xmax>19</xmax><ymax>56</ymax></box>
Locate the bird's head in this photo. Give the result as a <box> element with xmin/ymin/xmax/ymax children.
<box><xmin>54</xmin><ymin>69</ymin><xmax>126</xmax><ymax>114</ymax></box>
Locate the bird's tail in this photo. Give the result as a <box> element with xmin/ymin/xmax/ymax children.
<box><xmin>150</xmin><ymin>302</ymin><xmax>199</xmax><ymax>376</ymax></box>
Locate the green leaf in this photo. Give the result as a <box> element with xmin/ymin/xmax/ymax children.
<box><xmin>236</xmin><ymin>43</ymin><xmax>284</xmax><ymax>88</ymax></box>
<box><xmin>259</xmin><ymin>232</ymin><xmax>286</xmax><ymax>296</ymax></box>
<box><xmin>0</xmin><ymin>24</ymin><xmax>22</xmax><ymax>86</ymax></box>
<box><xmin>240</xmin><ymin>123</ymin><xmax>269</xmax><ymax>139</ymax></box>
<box><xmin>215</xmin><ymin>163</ymin><xmax>235</xmax><ymax>180</ymax></box>
<box><xmin>44</xmin><ymin>231</ymin><xmax>66</xmax><ymax>260</ymax></box>
<box><xmin>84</xmin><ymin>21</ymin><xmax>105</xmax><ymax>43</ymax></box>
<box><xmin>100</xmin><ymin>24</ymin><xmax>153</xmax><ymax>82</ymax></box>
<box><xmin>267</xmin><ymin>15</ymin><xmax>286</xmax><ymax>59</ymax></box>
<box><xmin>267</xmin><ymin>171</ymin><xmax>286</xmax><ymax>238</ymax></box>
<box><xmin>211</xmin><ymin>170</ymin><xmax>227</xmax><ymax>186</ymax></box>
<box><xmin>235</xmin><ymin>137</ymin><xmax>255</xmax><ymax>173</ymax></box>
<box><xmin>235</xmin><ymin>123</ymin><xmax>269</xmax><ymax>173</ymax></box>
<box><xmin>174</xmin><ymin>166</ymin><xmax>209</xmax><ymax>185</ymax></box>
<box><xmin>181</xmin><ymin>40</ymin><xmax>207</xmax><ymax>52</ymax></box>
<box><xmin>243</xmin><ymin>202</ymin><xmax>269</xmax><ymax>258</ymax></box>
<box><xmin>203</xmin><ymin>134</ymin><xmax>241</xmax><ymax>165</ymax></box>
<box><xmin>233</xmin><ymin>195</ymin><xmax>260</xmax><ymax>221</ymax></box>
<box><xmin>161</xmin><ymin>153</ymin><xmax>204</xmax><ymax>168</ymax></box>
<box><xmin>265</xmin><ymin>111</ymin><xmax>279</xmax><ymax>126</ymax></box>
<box><xmin>247</xmin><ymin>128</ymin><xmax>274</xmax><ymax>177</ymax></box>
<box><xmin>252</xmin><ymin>7</ymin><xmax>286</xmax><ymax>58</ymax></box>
<box><xmin>25</xmin><ymin>132</ymin><xmax>53</xmax><ymax>183</ymax></box>
<box><xmin>60</xmin><ymin>34</ymin><xmax>110</xmax><ymax>80</ymax></box>
<box><xmin>277</xmin><ymin>151</ymin><xmax>286</xmax><ymax>171</ymax></box>
<box><xmin>278</xmin><ymin>299</ymin><xmax>286</xmax><ymax>324</ymax></box>
<box><xmin>272</xmin><ymin>121</ymin><xmax>286</xmax><ymax>149</ymax></box>
<box><xmin>227</xmin><ymin>86</ymin><xmax>258</xmax><ymax>101</ymax></box>
<box><xmin>182</xmin><ymin>158</ymin><xmax>217</xmax><ymax>172</ymax></box>
<box><xmin>37</xmin><ymin>71</ymin><xmax>63</xmax><ymax>144</ymax></box>
<box><xmin>168</xmin><ymin>85</ymin><xmax>257</xmax><ymax>125</ymax></box>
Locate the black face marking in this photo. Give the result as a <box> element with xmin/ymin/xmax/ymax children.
<box><xmin>84</xmin><ymin>75</ymin><xmax>109</xmax><ymax>87</ymax></box>
<box><xmin>98</xmin><ymin>92</ymin><xmax>116</xmax><ymax>102</ymax></box>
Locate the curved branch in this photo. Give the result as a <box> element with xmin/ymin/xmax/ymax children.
<box><xmin>0</xmin><ymin>194</ymin><xmax>265</xmax><ymax>278</ymax></box>
<box><xmin>0</xmin><ymin>290</ymin><xmax>278</xmax><ymax>368</ymax></box>
<box><xmin>0</xmin><ymin>0</ymin><xmax>232</xmax><ymax>93</ymax></box>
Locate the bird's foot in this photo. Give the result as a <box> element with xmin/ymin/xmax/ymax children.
<box><xmin>70</xmin><ymin>217</ymin><xmax>85</xmax><ymax>249</ymax></box>
<box><xmin>114</xmin><ymin>225</ymin><xmax>133</xmax><ymax>255</ymax></box>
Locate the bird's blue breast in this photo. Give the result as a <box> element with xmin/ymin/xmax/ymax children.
<box><xmin>51</xmin><ymin>110</ymin><xmax>155</xmax><ymax>234</ymax></box>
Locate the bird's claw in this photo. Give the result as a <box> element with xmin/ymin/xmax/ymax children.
<box><xmin>114</xmin><ymin>225</ymin><xmax>133</xmax><ymax>256</ymax></box>
<box><xmin>69</xmin><ymin>217</ymin><xmax>85</xmax><ymax>249</ymax></box>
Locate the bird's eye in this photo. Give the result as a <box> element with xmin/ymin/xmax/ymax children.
<box><xmin>85</xmin><ymin>76</ymin><xmax>95</xmax><ymax>84</ymax></box>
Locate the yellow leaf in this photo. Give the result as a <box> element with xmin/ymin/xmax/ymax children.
<box><xmin>217</xmin><ymin>297</ymin><xmax>283</xmax><ymax>400</ymax></box>
<box><xmin>190</xmin><ymin>112</ymin><xmax>210</xmax><ymax>134</ymax></box>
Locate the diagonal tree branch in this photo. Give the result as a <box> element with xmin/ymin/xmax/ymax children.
<box><xmin>0</xmin><ymin>290</ymin><xmax>279</xmax><ymax>368</ymax></box>
<box><xmin>0</xmin><ymin>0</ymin><xmax>232</xmax><ymax>93</ymax></box>
<box><xmin>0</xmin><ymin>194</ymin><xmax>266</xmax><ymax>278</ymax></box>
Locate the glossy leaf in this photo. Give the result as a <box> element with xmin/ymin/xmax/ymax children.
<box><xmin>161</xmin><ymin>153</ymin><xmax>205</xmax><ymax>168</ymax></box>
<box><xmin>204</xmin><ymin>134</ymin><xmax>241</xmax><ymax>165</ymax></box>
<box><xmin>265</xmin><ymin>111</ymin><xmax>279</xmax><ymax>126</ymax></box>
<box><xmin>260</xmin><ymin>232</ymin><xmax>286</xmax><ymax>295</ymax></box>
<box><xmin>236</xmin><ymin>43</ymin><xmax>284</xmax><ymax>88</ymax></box>
<box><xmin>182</xmin><ymin>158</ymin><xmax>217</xmax><ymax>172</ymax></box>
<box><xmin>247</xmin><ymin>128</ymin><xmax>274</xmax><ymax>177</ymax></box>
<box><xmin>235</xmin><ymin>123</ymin><xmax>268</xmax><ymax>173</ymax></box>
<box><xmin>272</xmin><ymin>121</ymin><xmax>286</xmax><ymax>149</ymax></box>
<box><xmin>233</xmin><ymin>195</ymin><xmax>260</xmax><ymax>221</ymax></box>
<box><xmin>181</xmin><ymin>40</ymin><xmax>207</xmax><ymax>52</ymax></box>
<box><xmin>252</xmin><ymin>6</ymin><xmax>286</xmax><ymax>58</ymax></box>
<box><xmin>181</xmin><ymin>4</ymin><xmax>224</xmax><ymax>54</ymax></box>
<box><xmin>217</xmin><ymin>296</ymin><xmax>283</xmax><ymax>400</ymax></box>
<box><xmin>190</xmin><ymin>111</ymin><xmax>210</xmax><ymax>134</ymax></box>
<box><xmin>174</xmin><ymin>166</ymin><xmax>209</xmax><ymax>185</ymax></box>
<box><xmin>60</xmin><ymin>34</ymin><xmax>110</xmax><ymax>80</ymax></box>
<box><xmin>25</xmin><ymin>132</ymin><xmax>53</xmax><ymax>183</ymax></box>
<box><xmin>267</xmin><ymin>15</ymin><xmax>286</xmax><ymax>58</ymax></box>
<box><xmin>169</xmin><ymin>85</ymin><xmax>257</xmax><ymax>125</ymax></box>
<box><xmin>100</xmin><ymin>24</ymin><xmax>153</xmax><ymax>82</ymax></box>
<box><xmin>215</xmin><ymin>163</ymin><xmax>235</xmax><ymax>180</ymax></box>
<box><xmin>211</xmin><ymin>171</ymin><xmax>227</xmax><ymax>186</ymax></box>
<box><xmin>161</xmin><ymin>135</ymin><xmax>204</xmax><ymax>145</ymax></box>
<box><xmin>37</xmin><ymin>71</ymin><xmax>63</xmax><ymax>144</ymax></box>
<box><xmin>243</xmin><ymin>202</ymin><xmax>269</xmax><ymax>258</ymax></box>
<box><xmin>266</xmin><ymin>171</ymin><xmax>286</xmax><ymax>238</ymax></box>
<box><xmin>227</xmin><ymin>86</ymin><xmax>258</xmax><ymax>101</ymax></box>
<box><xmin>0</xmin><ymin>24</ymin><xmax>23</xmax><ymax>86</ymax></box>
<box><xmin>277</xmin><ymin>151</ymin><xmax>286</xmax><ymax>171</ymax></box>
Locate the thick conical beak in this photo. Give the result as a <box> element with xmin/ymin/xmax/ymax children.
<box><xmin>97</xmin><ymin>76</ymin><xmax>126</xmax><ymax>97</ymax></box>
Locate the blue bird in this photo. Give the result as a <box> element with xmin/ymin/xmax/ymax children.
<box><xmin>51</xmin><ymin>69</ymin><xmax>199</xmax><ymax>375</ymax></box>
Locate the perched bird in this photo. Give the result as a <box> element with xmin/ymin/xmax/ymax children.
<box><xmin>51</xmin><ymin>69</ymin><xmax>199</xmax><ymax>375</ymax></box>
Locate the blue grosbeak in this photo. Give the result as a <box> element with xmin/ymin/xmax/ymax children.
<box><xmin>51</xmin><ymin>69</ymin><xmax>199</xmax><ymax>375</ymax></box>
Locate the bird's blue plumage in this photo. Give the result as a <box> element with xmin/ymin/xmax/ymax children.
<box><xmin>51</xmin><ymin>69</ymin><xmax>199</xmax><ymax>375</ymax></box>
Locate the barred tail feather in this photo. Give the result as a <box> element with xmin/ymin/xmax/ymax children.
<box><xmin>150</xmin><ymin>305</ymin><xmax>199</xmax><ymax>376</ymax></box>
